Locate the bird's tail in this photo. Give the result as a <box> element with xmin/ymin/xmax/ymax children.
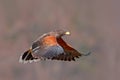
<box><xmin>19</xmin><ymin>49</ymin><xmax>38</xmax><ymax>63</ymax></box>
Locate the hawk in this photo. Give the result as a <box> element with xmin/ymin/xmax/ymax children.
<box><xmin>19</xmin><ymin>29</ymin><xmax>90</xmax><ymax>63</ymax></box>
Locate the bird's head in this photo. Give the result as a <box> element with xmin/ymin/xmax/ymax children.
<box><xmin>49</xmin><ymin>29</ymin><xmax>70</xmax><ymax>38</ymax></box>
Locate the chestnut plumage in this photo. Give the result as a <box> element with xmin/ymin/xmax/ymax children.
<box><xmin>19</xmin><ymin>29</ymin><xmax>88</xmax><ymax>63</ymax></box>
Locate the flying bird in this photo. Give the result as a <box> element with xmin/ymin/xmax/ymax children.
<box><xmin>19</xmin><ymin>29</ymin><xmax>90</xmax><ymax>63</ymax></box>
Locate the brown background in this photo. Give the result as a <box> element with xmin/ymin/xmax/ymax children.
<box><xmin>0</xmin><ymin>0</ymin><xmax>120</xmax><ymax>80</ymax></box>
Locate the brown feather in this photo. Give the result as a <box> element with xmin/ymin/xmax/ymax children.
<box><xmin>42</xmin><ymin>36</ymin><xmax>58</xmax><ymax>46</ymax></box>
<box><xmin>56</xmin><ymin>37</ymin><xmax>81</xmax><ymax>60</ymax></box>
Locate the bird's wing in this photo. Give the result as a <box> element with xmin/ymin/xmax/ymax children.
<box><xmin>31</xmin><ymin>36</ymin><xmax>64</xmax><ymax>59</ymax></box>
<box><xmin>42</xmin><ymin>45</ymin><xmax>64</xmax><ymax>59</ymax></box>
<box><xmin>52</xmin><ymin>37</ymin><xmax>82</xmax><ymax>61</ymax></box>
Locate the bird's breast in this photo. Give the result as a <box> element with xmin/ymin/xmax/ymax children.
<box><xmin>42</xmin><ymin>36</ymin><xmax>57</xmax><ymax>46</ymax></box>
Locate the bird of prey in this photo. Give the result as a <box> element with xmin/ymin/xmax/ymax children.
<box><xmin>19</xmin><ymin>29</ymin><xmax>90</xmax><ymax>63</ymax></box>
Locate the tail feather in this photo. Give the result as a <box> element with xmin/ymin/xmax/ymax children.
<box><xmin>19</xmin><ymin>49</ymin><xmax>38</xmax><ymax>63</ymax></box>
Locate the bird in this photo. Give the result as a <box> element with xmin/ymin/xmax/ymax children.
<box><xmin>19</xmin><ymin>29</ymin><xmax>90</xmax><ymax>63</ymax></box>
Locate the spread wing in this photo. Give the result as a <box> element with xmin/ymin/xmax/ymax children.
<box><xmin>52</xmin><ymin>37</ymin><xmax>82</xmax><ymax>61</ymax></box>
<box><xmin>31</xmin><ymin>36</ymin><xmax>64</xmax><ymax>60</ymax></box>
<box><xmin>19</xmin><ymin>35</ymin><xmax>65</xmax><ymax>63</ymax></box>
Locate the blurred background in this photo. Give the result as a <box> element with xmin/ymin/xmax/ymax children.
<box><xmin>0</xmin><ymin>0</ymin><xmax>120</xmax><ymax>80</ymax></box>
